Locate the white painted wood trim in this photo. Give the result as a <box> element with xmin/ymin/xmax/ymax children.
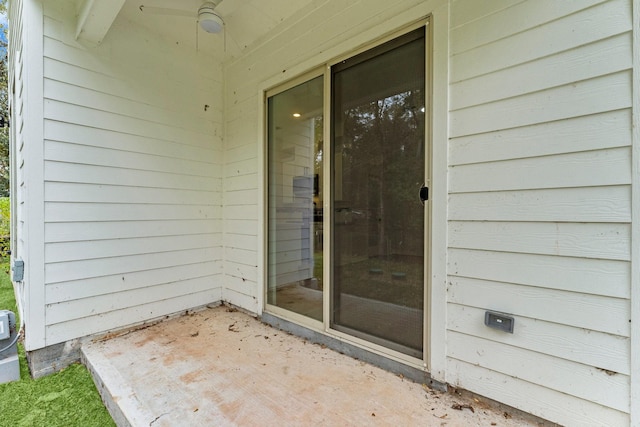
<box><xmin>322</xmin><ymin>64</ymin><xmax>331</xmax><ymax>330</ymax></box>
<box><xmin>23</xmin><ymin>0</ymin><xmax>45</xmax><ymax>350</ymax></box>
<box><xmin>75</xmin><ymin>0</ymin><xmax>125</xmax><ymax>45</ymax></box>
<box><xmin>422</xmin><ymin>18</ymin><xmax>432</xmax><ymax>373</ymax></box>
<box><xmin>428</xmin><ymin>0</ymin><xmax>448</xmax><ymax>382</ymax></box>
<box><xmin>74</xmin><ymin>0</ymin><xmax>95</xmax><ymax>39</ymax></box>
<box><xmin>630</xmin><ymin>0</ymin><xmax>640</xmax><ymax>424</ymax></box>
<box><xmin>8</xmin><ymin>0</ymin><xmax>24</xmax><ymax>328</ymax></box>
<box><xmin>256</xmin><ymin>79</ymin><xmax>266</xmax><ymax>316</ymax></box>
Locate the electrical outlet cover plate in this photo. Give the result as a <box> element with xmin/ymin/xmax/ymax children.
<box><xmin>484</xmin><ymin>311</ymin><xmax>514</xmax><ymax>333</ymax></box>
<box><xmin>12</xmin><ymin>260</ymin><xmax>24</xmax><ymax>282</ymax></box>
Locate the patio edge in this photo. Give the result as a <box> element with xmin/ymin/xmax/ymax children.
<box><xmin>82</xmin><ymin>342</ymin><xmax>155</xmax><ymax>427</ymax></box>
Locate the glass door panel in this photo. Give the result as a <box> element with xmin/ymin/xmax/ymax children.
<box><xmin>331</xmin><ymin>29</ymin><xmax>426</xmax><ymax>358</ymax></box>
<box><xmin>267</xmin><ymin>76</ymin><xmax>324</xmax><ymax>321</ymax></box>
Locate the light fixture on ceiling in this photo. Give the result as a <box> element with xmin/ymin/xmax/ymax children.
<box><xmin>198</xmin><ymin>1</ymin><xmax>224</xmax><ymax>34</ymax></box>
<box><xmin>139</xmin><ymin>1</ymin><xmax>224</xmax><ymax>35</ymax></box>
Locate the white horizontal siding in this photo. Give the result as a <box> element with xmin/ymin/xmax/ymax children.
<box><xmin>449</xmin><ymin>109</ymin><xmax>632</xmax><ymax>166</ymax></box>
<box><xmin>448</xmin><ymin>277</ymin><xmax>629</xmax><ymax>337</ymax></box>
<box><xmin>451</xmin><ymin>71</ymin><xmax>632</xmax><ymax>137</ymax></box>
<box><xmin>449</xmin><ymin>221</ymin><xmax>630</xmax><ymax>261</ymax></box>
<box><xmin>46</xmin><ymin>261</ymin><xmax>221</xmax><ymax>304</ymax></box>
<box><xmin>45</xmin><ymin>289</ymin><xmax>222</xmax><ymax>345</ymax></box>
<box><xmin>44</xmin><ymin>234</ymin><xmax>220</xmax><ymax>263</ymax></box>
<box><xmin>45</xmin><ymin>220</ymin><xmax>220</xmax><ymax>243</ymax></box>
<box><xmin>447</xmin><ymin>359</ymin><xmax>629</xmax><ymax>426</ymax></box>
<box><xmin>450</xmin><ymin>0</ymin><xmax>608</xmax><ymax>55</ymax></box>
<box><xmin>447</xmin><ymin>0</ymin><xmax>633</xmax><ymax>424</ymax></box>
<box><xmin>45</xmin><ymin>247</ymin><xmax>221</xmax><ymax>284</ymax></box>
<box><xmin>448</xmin><ymin>304</ymin><xmax>629</xmax><ymax>377</ymax></box>
<box><xmin>448</xmin><ymin>249</ymin><xmax>630</xmax><ymax>299</ymax></box>
<box><xmin>450</xmin><ymin>0</ymin><xmax>632</xmax><ymax>83</ymax></box>
<box><xmin>449</xmin><ymin>186</ymin><xmax>631</xmax><ymax>223</ymax></box>
<box><xmin>225</xmin><ymin>261</ymin><xmax>259</xmax><ymax>283</ymax></box>
<box><xmin>448</xmin><ymin>333</ymin><xmax>629</xmax><ymax>413</ymax></box>
<box><xmin>449</xmin><ymin>0</ymin><xmax>523</xmax><ymax>29</ymax></box>
<box><xmin>44</xmin><ymin>121</ymin><xmax>219</xmax><ymax>164</ymax></box>
<box><xmin>44</xmin><ymin>203</ymin><xmax>219</xmax><ymax>224</ymax></box>
<box><xmin>44</xmin><ymin>182</ymin><xmax>218</xmax><ymax>205</ymax></box>
<box><xmin>44</xmin><ymin>140</ymin><xmax>218</xmax><ymax>178</ymax></box>
<box><xmin>46</xmin><ymin>276</ymin><xmax>219</xmax><ymax>325</ymax></box>
<box><xmin>44</xmin><ymin>99</ymin><xmax>216</xmax><ymax>147</ymax></box>
<box><xmin>450</xmin><ymin>147</ymin><xmax>631</xmax><ymax>193</ymax></box>
<box><xmin>44</xmin><ymin>160</ymin><xmax>219</xmax><ymax>190</ymax></box>
<box><xmin>450</xmin><ymin>32</ymin><xmax>633</xmax><ymax>111</ymax></box>
<box><xmin>39</xmin><ymin>0</ymin><xmax>224</xmax><ymax>346</ymax></box>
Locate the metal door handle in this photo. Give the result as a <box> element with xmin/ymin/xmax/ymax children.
<box><xmin>419</xmin><ymin>185</ymin><xmax>428</xmax><ymax>205</ymax></box>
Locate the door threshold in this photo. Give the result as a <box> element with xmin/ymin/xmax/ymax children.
<box><xmin>261</xmin><ymin>311</ymin><xmax>446</xmax><ymax>392</ymax></box>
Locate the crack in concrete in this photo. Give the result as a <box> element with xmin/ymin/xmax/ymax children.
<box><xmin>149</xmin><ymin>412</ymin><xmax>169</xmax><ymax>426</ymax></box>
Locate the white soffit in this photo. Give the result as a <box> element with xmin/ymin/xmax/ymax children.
<box><xmin>76</xmin><ymin>0</ymin><xmax>126</xmax><ymax>45</ymax></box>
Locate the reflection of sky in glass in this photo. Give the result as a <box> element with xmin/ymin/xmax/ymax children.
<box><xmin>0</xmin><ymin>12</ymin><xmax>6</xmax><ymax>57</ymax></box>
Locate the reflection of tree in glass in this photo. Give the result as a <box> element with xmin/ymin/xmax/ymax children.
<box><xmin>314</xmin><ymin>117</ymin><xmax>323</xmax><ymax>172</ymax></box>
<box><xmin>340</xmin><ymin>89</ymin><xmax>425</xmax><ymax>259</ymax></box>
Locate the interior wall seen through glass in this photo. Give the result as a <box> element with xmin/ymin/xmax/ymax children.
<box><xmin>267</xmin><ymin>76</ymin><xmax>324</xmax><ymax>321</ymax></box>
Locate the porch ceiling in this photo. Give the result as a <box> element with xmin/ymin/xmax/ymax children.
<box><xmin>117</xmin><ymin>0</ymin><xmax>315</xmax><ymax>60</ymax></box>
<box><xmin>82</xmin><ymin>305</ymin><xmax>544</xmax><ymax>426</ymax></box>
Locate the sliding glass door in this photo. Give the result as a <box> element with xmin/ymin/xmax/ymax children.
<box><xmin>267</xmin><ymin>27</ymin><xmax>428</xmax><ymax>359</ymax></box>
<box><xmin>267</xmin><ymin>76</ymin><xmax>324</xmax><ymax>321</ymax></box>
<box><xmin>331</xmin><ymin>29</ymin><xmax>426</xmax><ymax>358</ymax></box>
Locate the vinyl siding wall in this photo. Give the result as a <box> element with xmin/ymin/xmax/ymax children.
<box><xmin>447</xmin><ymin>0</ymin><xmax>633</xmax><ymax>425</ymax></box>
<box><xmin>37</xmin><ymin>1</ymin><xmax>224</xmax><ymax>345</ymax></box>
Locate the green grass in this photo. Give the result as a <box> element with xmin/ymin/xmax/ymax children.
<box><xmin>0</xmin><ymin>261</ymin><xmax>115</xmax><ymax>427</ymax></box>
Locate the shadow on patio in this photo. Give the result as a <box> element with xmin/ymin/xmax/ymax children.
<box><xmin>82</xmin><ymin>305</ymin><xmax>544</xmax><ymax>426</ymax></box>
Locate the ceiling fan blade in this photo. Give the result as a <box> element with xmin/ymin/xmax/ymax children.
<box><xmin>138</xmin><ymin>5</ymin><xmax>196</xmax><ymax>18</ymax></box>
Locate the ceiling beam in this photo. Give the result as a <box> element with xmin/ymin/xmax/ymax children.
<box><xmin>75</xmin><ymin>0</ymin><xmax>126</xmax><ymax>45</ymax></box>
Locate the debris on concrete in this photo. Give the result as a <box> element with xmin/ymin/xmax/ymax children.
<box><xmin>83</xmin><ymin>306</ymin><xmax>549</xmax><ymax>427</ymax></box>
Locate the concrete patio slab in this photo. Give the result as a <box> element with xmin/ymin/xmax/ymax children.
<box><xmin>82</xmin><ymin>305</ymin><xmax>547</xmax><ymax>427</ymax></box>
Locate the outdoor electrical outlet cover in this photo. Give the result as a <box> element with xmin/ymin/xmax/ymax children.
<box><xmin>12</xmin><ymin>260</ymin><xmax>24</xmax><ymax>282</ymax></box>
<box><xmin>484</xmin><ymin>311</ymin><xmax>514</xmax><ymax>333</ymax></box>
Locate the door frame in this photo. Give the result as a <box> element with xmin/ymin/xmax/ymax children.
<box><xmin>260</xmin><ymin>11</ymin><xmax>447</xmax><ymax>376</ymax></box>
